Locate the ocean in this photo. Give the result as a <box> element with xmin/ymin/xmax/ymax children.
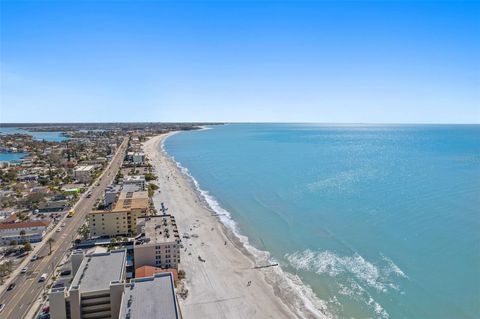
<box><xmin>164</xmin><ymin>124</ymin><xmax>480</xmax><ymax>319</ymax></box>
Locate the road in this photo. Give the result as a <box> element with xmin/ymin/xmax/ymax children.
<box><xmin>0</xmin><ymin>137</ymin><xmax>128</xmax><ymax>319</ymax></box>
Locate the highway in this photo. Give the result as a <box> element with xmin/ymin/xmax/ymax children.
<box><xmin>0</xmin><ymin>137</ymin><xmax>128</xmax><ymax>319</ymax></box>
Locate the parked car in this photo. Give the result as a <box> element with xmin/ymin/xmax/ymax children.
<box><xmin>7</xmin><ymin>283</ymin><xmax>15</xmax><ymax>291</ymax></box>
<box><xmin>39</xmin><ymin>273</ymin><xmax>48</xmax><ymax>282</ymax></box>
<box><xmin>56</xmin><ymin>228</ymin><xmax>61</xmax><ymax>232</ymax></box>
<box><xmin>59</xmin><ymin>269</ymin><xmax>71</xmax><ymax>276</ymax></box>
<box><xmin>37</xmin><ymin>312</ymin><xmax>49</xmax><ymax>319</ymax></box>
<box><xmin>21</xmin><ymin>267</ymin><xmax>28</xmax><ymax>274</ymax></box>
<box><xmin>17</xmin><ymin>251</ymin><xmax>28</xmax><ymax>258</ymax></box>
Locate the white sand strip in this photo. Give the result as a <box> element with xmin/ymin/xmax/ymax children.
<box><xmin>144</xmin><ymin>133</ymin><xmax>327</xmax><ymax>319</ymax></box>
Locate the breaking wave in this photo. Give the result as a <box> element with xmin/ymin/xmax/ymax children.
<box><xmin>285</xmin><ymin>249</ymin><xmax>408</xmax><ymax>318</ymax></box>
<box><xmin>285</xmin><ymin>249</ymin><xmax>407</xmax><ymax>293</ymax></box>
<box><xmin>161</xmin><ymin>133</ymin><xmax>331</xmax><ymax>319</ymax></box>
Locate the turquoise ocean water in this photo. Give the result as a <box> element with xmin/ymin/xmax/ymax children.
<box><xmin>164</xmin><ymin>124</ymin><xmax>479</xmax><ymax>319</ymax></box>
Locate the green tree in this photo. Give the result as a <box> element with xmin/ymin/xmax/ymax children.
<box><xmin>19</xmin><ymin>230</ymin><xmax>26</xmax><ymax>243</ymax></box>
<box><xmin>19</xmin><ymin>192</ymin><xmax>45</xmax><ymax>209</ymax></box>
<box><xmin>78</xmin><ymin>225</ymin><xmax>90</xmax><ymax>240</ymax></box>
<box><xmin>47</xmin><ymin>237</ymin><xmax>55</xmax><ymax>255</ymax></box>
<box><xmin>144</xmin><ymin>172</ymin><xmax>157</xmax><ymax>181</ymax></box>
<box><xmin>23</xmin><ymin>241</ymin><xmax>32</xmax><ymax>251</ymax></box>
<box><xmin>115</xmin><ymin>172</ymin><xmax>124</xmax><ymax>183</ymax></box>
<box><xmin>0</xmin><ymin>260</ymin><xmax>14</xmax><ymax>284</ymax></box>
<box><xmin>148</xmin><ymin>183</ymin><xmax>159</xmax><ymax>197</ymax></box>
<box><xmin>1</xmin><ymin>169</ymin><xmax>17</xmax><ymax>183</ymax></box>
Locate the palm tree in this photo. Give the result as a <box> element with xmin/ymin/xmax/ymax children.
<box><xmin>19</xmin><ymin>230</ymin><xmax>26</xmax><ymax>243</ymax></box>
<box><xmin>78</xmin><ymin>224</ymin><xmax>90</xmax><ymax>240</ymax></box>
<box><xmin>47</xmin><ymin>237</ymin><xmax>55</xmax><ymax>255</ymax></box>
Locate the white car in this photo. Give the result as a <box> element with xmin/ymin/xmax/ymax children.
<box><xmin>31</xmin><ymin>255</ymin><xmax>39</xmax><ymax>262</ymax></box>
<box><xmin>39</xmin><ymin>273</ymin><xmax>48</xmax><ymax>282</ymax></box>
<box><xmin>56</xmin><ymin>228</ymin><xmax>61</xmax><ymax>232</ymax></box>
<box><xmin>0</xmin><ymin>303</ymin><xmax>5</xmax><ymax>312</ymax></box>
<box><xmin>21</xmin><ymin>267</ymin><xmax>28</xmax><ymax>274</ymax></box>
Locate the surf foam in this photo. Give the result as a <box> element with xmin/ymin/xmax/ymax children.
<box><xmin>161</xmin><ymin>133</ymin><xmax>332</xmax><ymax>319</ymax></box>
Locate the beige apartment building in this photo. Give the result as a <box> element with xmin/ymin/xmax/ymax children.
<box><xmin>88</xmin><ymin>191</ymin><xmax>150</xmax><ymax>237</ymax></box>
<box><xmin>49</xmin><ymin>249</ymin><xmax>127</xmax><ymax>319</ymax></box>
<box><xmin>134</xmin><ymin>215</ymin><xmax>181</xmax><ymax>270</ymax></box>
<box><xmin>49</xmin><ymin>249</ymin><xmax>181</xmax><ymax>319</ymax></box>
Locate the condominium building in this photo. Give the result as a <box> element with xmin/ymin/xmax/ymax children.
<box><xmin>49</xmin><ymin>249</ymin><xmax>127</xmax><ymax>319</ymax></box>
<box><xmin>134</xmin><ymin>215</ymin><xmax>181</xmax><ymax>270</ymax></box>
<box><xmin>88</xmin><ymin>191</ymin><xmax>149</xmax><ymax>237</ymax></box>
<box><xmin>132</xmin><ymin>152</ymin><xmax>145</xmax><ymax>165</ymax></box>
<box><xmin>0</xmin><ymin>220</ymin><xmax>51</xmax><ymax>245</ymax></box>
<box><xmin>73</xmin><ymin>165</ymin><xmax>96</xmax><ymax>184</ymax></box>
<box><xmin>103</xmin><ymin>184</ymin><xmax>142</xmax><ymax>207</ymax></box>
<box><xmin>121</xmin><ymin>175</ymin><xmax>146</xmax><ymax>191</ymax></box>
<box><xmin>118</xmin><ymin>273</ymin><xmax>180</xmax><ymax>319</ymax></box>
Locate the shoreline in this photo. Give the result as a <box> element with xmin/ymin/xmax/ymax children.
<box><xmin>144</xmin><ymin>132</ymin><xmax>329</xmax><ymax>319</ymax></box>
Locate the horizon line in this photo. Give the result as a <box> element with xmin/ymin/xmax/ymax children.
<box><xmin>0</xmin><ymin>121</ymin><xmax>480</xmax><ymax>126</ymax></box>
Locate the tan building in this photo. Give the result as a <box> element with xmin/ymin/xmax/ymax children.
<box><xmin>88</xmin><ymin>191</ymin><xmax>149</xmax><ymax>237</ymax></box>
<box><xmin>134</xmin><ymin>215</ymin><xmax>181</xmax><ymax>270</ymax></box>
<box><xmin>49</xmin><ymin>249</ymin><xmax>127</xmax><ymax>319</ymax></box>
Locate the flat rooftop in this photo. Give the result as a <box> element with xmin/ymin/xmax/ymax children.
<box><xmin>105</xmin><ymin>184</ymin><xmax>142</xmax><ymax>194</ymax></box>
<box><xmin>140</xmin><ymin>215</ymin><xmax>179</xmax><ymax>244</ymax></box>
<box><xmin>112</xmin><ymin>191</ymin><xmax>149</xmax><ymax>212</ymax></box>
<box><xmin>74</xmin><ymin>165</ymin><xmax>95</xmax><ymax>171</ymax></box>
<box><xmin>70</xmin><ymin>249</ymin><xmax>126</xmax><ymax>293</ymax></box>
<box><xmin>119</xmin><ymin>273</ymin><xmax>179</xmax><ymax>319</ymax></box>
<box><xmin>123</xmin><ymin>175</ymin><xmax>145</xmax><ymax>181</ymax></box>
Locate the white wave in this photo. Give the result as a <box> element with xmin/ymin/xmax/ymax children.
<box><xmin>338</xmin><ymin>281</ymin><xmax>389</xmax><ymax>319</ymax></box>
<box><xmin>161</xmin><ymin>134</ymin><xmax>331</xmax><ymax>319</ymax></box>
<box><xmin>381</xmin><ymin>254</ymin><xmax>408</xmax><ymax>279</ymax></box>
<box><xmin>285</xmin><ymin>249</ymin><xmax>407</xmax><ymax>294</ymax></box>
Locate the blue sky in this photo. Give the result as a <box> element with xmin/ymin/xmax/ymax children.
<box><xmin>0</xmin><ymin>1</ymin><xmax>479</xmax><ymax>123</ymax></box>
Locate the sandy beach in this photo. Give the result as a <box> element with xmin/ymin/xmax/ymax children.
<box><xmin>144</xmin><ymin>133</ymin><xmax>323</xmax><ymax>319</ymax></box>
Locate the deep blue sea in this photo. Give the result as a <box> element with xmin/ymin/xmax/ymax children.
<box><xmin>164</xmin><ymin>124</ymin><xmax>480</xmax><ymax>319</ymax></box>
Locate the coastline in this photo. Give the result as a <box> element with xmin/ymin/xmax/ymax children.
<box><xmin>144</xmin><ymin>132</ymin><xmax>329</xmax><ymax>319</ymax></box>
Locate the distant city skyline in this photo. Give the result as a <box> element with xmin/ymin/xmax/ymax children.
<box><xmin>1</xmin><ymin>1</ymin><xmax>479</xmax><ymax>124</ymax></box>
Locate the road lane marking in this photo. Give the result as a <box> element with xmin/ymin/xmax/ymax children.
<box><xmin>0</xmin><ymin>140</ymin><xmax>128</xmax><ymax>318</ymax></box>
